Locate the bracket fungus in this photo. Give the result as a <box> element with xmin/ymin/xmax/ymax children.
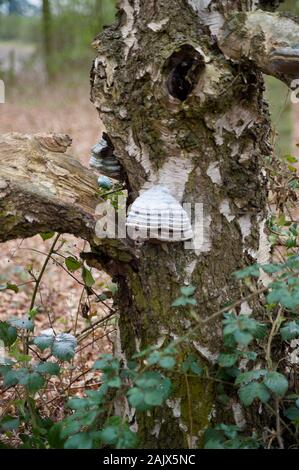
<box><xmin>89</xmin><ymin>132</ymin><xmax>122</xmax><ymax>179</ymax></box>
<box><xmin>126</xmin><ymin>186</ymin><xmax>193</xmax><ymax>243</ymax></box>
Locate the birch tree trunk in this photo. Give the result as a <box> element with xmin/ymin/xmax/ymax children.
<box><xmin>89</xmin><ymin>0</ymin><xmax>294</xmax><ymax>448</ymax></box>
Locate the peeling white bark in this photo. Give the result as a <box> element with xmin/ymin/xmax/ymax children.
<box><xmin>219</xmin><ymin>199</ymin><xmax>235</xmax><ymax>222</ymax></box>
<box><xmin>207</xmin><ymin>162</ymin><xmax>222</xmax><ymax>186</ymax></box>
<box><xmin>148</xmin><ymin>18</ymin><xmax>169</xmax><ymax>31</ymax></box>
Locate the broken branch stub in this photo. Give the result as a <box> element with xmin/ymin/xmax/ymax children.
<box><xmin>217</xmin><ymin>11</ymin><xmax>299</xmax><ymax>86</ymax></box>
<box><xmin>0</xmin><ymin>133</ymin><xmax>100</xmax><ymax>242</ymax></box>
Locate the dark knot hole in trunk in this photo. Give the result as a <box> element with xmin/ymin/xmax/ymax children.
<box><xmin>164</xmin><ymin>45</ymin><xmax>205</xmax><ymax>101</ymax></box>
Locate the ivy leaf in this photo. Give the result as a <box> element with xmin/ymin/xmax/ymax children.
<box><xmin>3</xmin><ymin>368</ymin><xmax>29</xmax><ymax>387</ymax></box>
<box><xmin>127</xmin><ymin>388</ymin><xmax>146</xmax><ymax>410</ymax></box>
<box><xmin>280</xmin><ymin>321</ymin><xmax>299</xmax><ymax>341</ymax></box>
<box><xmin>181</xmin><ymin>355</ymin><xmax>203</xmax><ymax>376</ymax></box>
<box><xmin>267</xmin><ymin>288</ymin><xmax>299</xmax><ymax>310</ymax></box>
<box><xmin>180</xmin><ymin>286</ymin><xmax>196</xmax><ymax>297</ymax></box>
<box><xmin>33</xmin><ymin>331</ymin><xmax>55</xmax><ymax>351</ymax></box>
<box><xmin>82</xmin><ymin>267</ymin><xmax>95</xmax><ymax>288</ymax></box>
<box><xmin>235</xmin><ymin>369</ymin><xmax>267</xmax><ymax>386</ymax></box>
<box><xmin>9</xmin><ymin>317</ymin><xmax>34</xmax><ymax>331</ymax></box>
<box><xmin>159</xmin><ymin>356</ymin><xmax>176</xmax><ymax>369</ymax></box>
<box><xmin>234</xmin><ymin>330</ymin><xmax>253</xmax><ymax>346</ymax></box>
<box><xmin>147</xmin><ymin>351</ymin><xmax>161</xmax><ymax>365</ymax></box>
<box><xmin>100</xmin><ymin>419</ymin><xmax>137</xmax><ymax>449</ymax></box>
<box><xmin>100</xmin><ymin>426</ymin><xmax>118</xmax><ymax>445</ymax></box>
<box><xmin>52</xmin><ymin>333</ymin><xmax>77</xmax><ymax>362</ymax></box>
<box><xmin>64</xmin><ymin>432</ymin><xmax>94</xmax><ymax>449</ymax></box>
<box><xmin>239</xmin><ymin>382</ymin><xmax>270</xmax><ymax>406</ymax></box>
<box><xmin>263</xmin><ymin>371</ymin><xmax>288</xmax><ymax>397</ymax></box>
<box><xmin>107</xmin><ymin>376</ymin><xmax>121</xmax><ymax>388</ymax></box>
<box><xmin>171</xmin><ymin>297</ymin><xmax>189</xmax><ymax>307</ymax></box>
<box><xmin>218</xmin><ymin>353</ymin><xmax>238</xmax><ymax>368</ymax></box>
<box><xmin>35</xmin><ymin>362</ymin><xmax>60</xmax><ymax>376</ymax></box>
<box><xmin>233</xmin><ymin>265</ymin><xmax>260</xmax><ymax>279</ymax></box>
<box><xmin>65</xmin><ymin>257</ymin><xmax>82</xmax><ymax>273</ymax></box>
<box><xmin>284</xmin><ymin>406</ymin><xmax>299</xmax><ymax>422</ymax></box>
<box><xmin>144</xmin><ymin>389</ymin><xmax>164</xmax><ymax>406</ymax></box>
<box><xmin>23</xmin><ymin>372</ymin><xmax>45</xmax><ymax>393</ymax></box>
<box><xmin>0</xmin><ymin>416</ymin><xmax>20</xmax><ymax>431</ymax></box>
<box><xmin>0</xmin><ymin>322</ymin><xmax>17</xmax><ymax>347</ymax></box>
<box><xmin>261</xmin><ymin>264</ymin><xmax>283</xmax><ymax>274</ymax></box>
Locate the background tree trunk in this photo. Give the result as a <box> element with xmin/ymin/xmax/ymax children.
<box><xmin>42</xmin><ymin>0</ymin><xmax>53</xmax><ymax>81</ymax></box>
<box><xmin>89</xmin><ymin>0</ymin><xmax>277</xmax><ymax>448</ymax></box>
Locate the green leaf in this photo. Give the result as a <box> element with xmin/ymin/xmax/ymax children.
<box><xmin>127</xmin><ymin>388</ymin><xmax>146</xmax><ymax>410</ymax></box>
<box><xmin>65</xmin><ymin>257</ymin><xmax>82</xmax><ymax>273</ymax></box>
<box><xmin>9</xmin><ymin>317</ymin><xmax>34</xmax><ymax>331</ymax></box>
<box><xmin>6</xmin><ymin>283</ymin><xmax>19</xmax><ymax>293</ymax></box>
<box><xmin>284</xmin><ymin>406</ymin><xmax>299</xmax><ymax>422</ymax></box>
<box><xmin>181</xmin><ymin>355</ymin><xmax>203</xmax><ymax>376</ymax></box>
<box><xmin>29</xmin><ymin>308</ymin><xmax>39</xmax><ymax>320</ymax></box>
<box><xmin>233</xmin><ymin>265</ymin><xmax>260</xmax><ymax>279</ymax></box>
<box><xmin>267</xmin><ymin>288</ymin><xmax>299</xmax><ymax>310</ymax></box>
<box><xmin>284</xmin><ymin>154</ymin><xmax>298</xmax><ymax>163</ymax></box>
<box><xmin>82</xmin><ymin>267</ymin><xmax>95</xmax><ymax>288</ymax></box>
<box><xmin>64</xmin><ymin>432</ymin><xmax>93</xmax><ymax>449</ymax></box>
<box><xmin>0</xmin><ymin>283</ymin><xmax>19</xmax><ymax>293</ymax></box>
<box><xmin>144</xmin><ymin>389</ymin><xmax>164</xmax><ymax>406</ymax></box>
<box><xmin>3</xmin><ymin>368</ymin><xmax>29</xmax><ymax>387</ymax></box>
<box><xmin>24</xmin><ymin>372</ymin><xmax>45</xmax><ymax>393</ymax></box>
<box><xmin>171</xmin><ymin>296</ymin><xmax>189</xmax><ymax>307</ymax></box>
<box><xmin>234</xmin><ymin>330</ymin><xmax>253</xmax><ymax>346</ymax></box>
<box><xmin>93</xmin><ymin>354</ymin><xmax>119</xmax><ymax>372</ymax></box>
<box><xmin>52</xmin><ymin>333</ymin><xmax>77</xmax><ymax>362</ymax></box>
<box><xmin>261</xmin><ymin>264</ymin><xmax>283</xmax><ymax>274</ymax></box>
<box><xmin>218</xmin><ymin>353</ymin><xmax>238</xmax><ymax>368</ymax></box>
<box><xmin>40</xmin><ymin>232</ymin><xmax>55</xmax><ymax>241</ymax></box>
<box><xmin>239</xmin><ymin>382</ymin><xmax>270</xmax><ymax>406</ymax></box>
<box><xmin>235</xmin><ymin>369</ymin><xmax>267</xmax><ymax>386</ymax></box>
<box><xmin>147</xmin><ymin>351</ymin><xmax>161</xmax><ymax>365</ymax></box>
<box><xmin>263</xmin><ymin>371</ymin><xmax>288</xmax><ymax>397</ymax></box>
<box><xmin>0</xmin><ymin>322</ymin><xmax>17</xmax><ymax>347</ymax></box>
<box><xmin>135</xmin><ymin>372</ymin><xmax>161</xmax><ymax>389</ymax></box>
<box><xmin>100</xmin><ymin>426</ymin><xmax>118</xmax><ymax>445</ymax></box>
<box><xmin>47</xmin><ymin>423</ymin><xmax>65</xmax><ymax>449</ymax></box>
<box><xmin>107</xmin><ymin>376</ymin><xmax>121</xmax><ymax>388</ymax></box>
<box><xmin>159</xmin><ymin>356</ymin><xmax>176</xmax><ymax>369</ymax></box>
<box><xmin>0</xmin><ymin>416</ymin><xmax>20</xmax><ymax>431</ymax></box>
<box><xmin>35</xmin><ymin>362</ymin><xmax>60</xmax><ymax>376</ymax></box>
<box><xmin>280</xmin><ymin>321</ymin><xmax>299</xmax><ymax>341</ymax></box>
<box><xmin>33</xmin><ymin>332</ymin><xmax>54</xmax><ymax>351</ymax></box>
<box><xmin>180</xmin><ymin>285</ymin><xmax>196</xmax><ymax>297</ymax></box>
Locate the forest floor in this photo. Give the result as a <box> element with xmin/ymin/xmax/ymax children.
<box><xmin>0</xmin><ymin>77</ymin><xmax>115</xmax><ymax>425</ymax></box>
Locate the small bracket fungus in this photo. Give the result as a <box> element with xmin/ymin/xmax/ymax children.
<box><xmin>126</xmin><ymin>186</ymin><xmax>193</xmax><ymax>242</ymax></box>
<box><xmin>89</xmin><ymin>132</ymin><xmax>122</xmax><ymax>179</ymax></box>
